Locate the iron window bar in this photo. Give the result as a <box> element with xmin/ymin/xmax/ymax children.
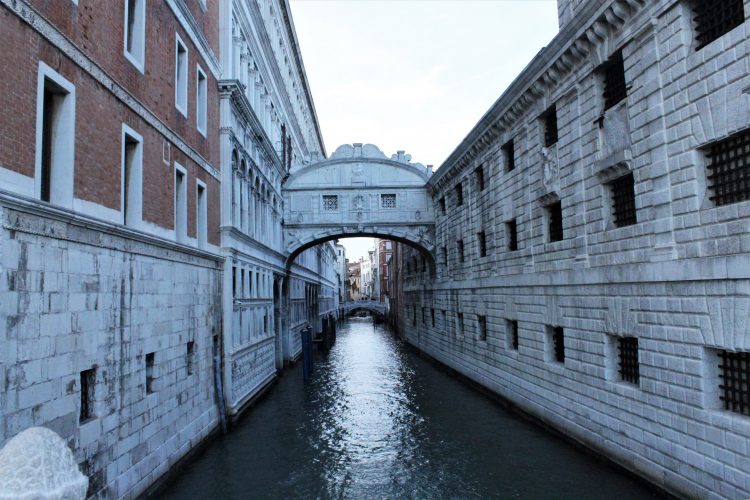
<box><xmin>618</xmin><ymin>337</ymin><xmax>640</xmax><ymax>384</ymax></box>
<box><xmin>706</xmin><ymin>129</ymin><xmax>750</xmax><ymax>206</ymax></box>
<box><xmin>694</xmin><ymin>0</ymin><xmax>745</xmax><ymax>50</ymax></box>
<box><xmin>548</xmin><ymin>201</ymin><xmax>563</xmax><ymax>242</ymax></box>
<box><xmin>602</xmin><ymin>50</ymin><xmax>627</xmax><ymax>111</ymax></box>
<box><xmin>552</xmin><ymin>326</ymin><xmax>565</xmax><ymax>363</ymax></box>
<box><xmin>544</xmin><ymin>106</ymin><xmax>558</xmax><ymax>147</ymax></box>
<box><xmin>610</xmin><ymin>173</ymin><xmax>638</xmax><ymax>227</ymax></box>
<box><xmin>507</xmin><ymin>220</ymin><xmax>518</xmax><ymax>251</ymax></box>
<box><xmin>718</xmin><ymin>350</ymin><xmax>750</xmax><ymax>416</ymax></box>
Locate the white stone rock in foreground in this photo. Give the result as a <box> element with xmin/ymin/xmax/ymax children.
<box><xmin>0</xmin><ymin>427</ymin><xmax>88</xmax><ymax>500</ymax></box>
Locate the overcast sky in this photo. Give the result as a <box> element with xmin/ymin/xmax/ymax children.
<box><xmin>289</xmin><ymin>0</ymin><xmax>559</xmax><ymax>261</ymax></box>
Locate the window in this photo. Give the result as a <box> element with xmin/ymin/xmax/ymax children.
<box><xmin>457</xmin><ymin>313</ymin><xmax>464</xmax><ymax>336</ymax></box>
<box><xmin>174</xmin><ymin>166</ymin><xmax>187</xmax><ymax>242</ymax></box>
<box><xmin>543</xmin><ymin>105</ymin><xmax>558</xmax><ymax>147</ymax></box>
<box><xmin>602</xmin><ymin>51</ymin><xmax>627</xmax><ymax>111</ymax></box>
<box><xmin>506</xmin><ymin>219</ymin><xmax>518</xmax><ymax>251</ymax></box>
<box><xmin>145</xmin><ymin>352</ymin><xmax>155</xmax><ymax>394</ymax></box>
<box><xmin>439</xmin><ymin>197</ymin><xmax>446</xmax><ymax>215</ymax></box>
<box><xmin>455</xmin><ymin>183</ymin><xmax>463</xmax><ymax>206</ymax></box>
<box><xmin>503</xmin><ymin>139</ymin><xmax>515</xmax><ymax>171</ymax></box>
<box><xmin>477</xmin><ymin>231</ymin><xmax>487</xmax><ymax>257</ymax></box>
<box><xmin>232</xmin><ymin>266</ymin><xmax>237</xmax><ymax>298</ymax></box>
<box><xmin>322</xmin><ymin>195</ymin><xmax>338</xmax><ymax>211</ymax></box>
<box><xmin>717</xmin><ymin>350</ymin><xmax>750</xmax><ymax>416</ymax></box>
<box><xmin>507</xmin><ymin>320</ymin><xmax>519</xmax><ymax>350</ymax></box>
<box><xmin>175</xmin><ymin>35</ymin><xmax>188</xmax><ymax>116</ymax></box>
<box><xmin>547</xmin><ymin>201</ymin><xmax>563</xmax><ymax>242</ymax></box>
<box><xmin>693</xmin><ymin>0</ymin><xmax>745</xmax><ymax>50</ymax></box>
<box><xmin>122</xmin><ymin>125</ymin><xmax>143</xmax><ymax>227</ymax></box>
<box><xmin>550</xmin><ymin>326</ymin><xmax>565</xmax><ymax>363</ymax></box>
<box><xmin>381</xmin><ymin>193</ymin><xmax>396</xmax><ymax>209</ymax></box>
<box><xmin>457</xmin><ymin>240</ymin><xmax>465</xmax><ymax>263</ymax></box>
<box><xmin>609</xmin><ymin>173</ymin><xmax>637</xmax><ymax>227</ymax></box>
<box><xmin>431</xmin><ymin>308</ymin><xmax>435</xmax><ymax>327</ymax></box>
<box><xmin>618</xmin><ymin>337</ymin><xmax>640</xmax><ymax>385</ymax></box>
<box><xmin>37</xmin><ymin>64</ymin><xmax>75</xmax><ymax>207</ymax></box>
<box><xmin>478</xmin><ymin>315</ymin><xmax>487</xmax><ymax>341</ymax></box>
<box><xmin>196</xmin><ymin>181</ymin><xmax>207</xmax><ymax>248</ymax></box>
<box><xmin>475</xmin><ymin>166</ymin><xmax>485</xmax><ymax>191</ymax></box>
<box><xmin>124</xmin><ymin>0</ymin><xmax>146</xmax><ymax>71</ymax></box>
<box><xmin>187</xmin><ymin>341</ymin><xmax>196</xmax><ymax>376</ymax></box>
<box><xmin>705</xmin><ymin>129</ymin><xmax>750</xmax><ymax>206</ymax></box>
<box><xmin>79</xmin><ymin>368</ymin><xmax>96</xmax><ymax>423</ymax></box>
<box><xmin>196</xmin><ymin>65</ymin><xmax>208</xmax><ymax>135</ymax></box>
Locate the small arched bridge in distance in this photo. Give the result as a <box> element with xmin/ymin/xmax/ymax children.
<box><xmin>282</xmin><ymin>144</ymin><xmax>436</xmax><ymax>270</ymax></box>
<box><xmin>341</xmin><ymin>301</ymin><xmax>388</xmax><ymax>316</ymax></box>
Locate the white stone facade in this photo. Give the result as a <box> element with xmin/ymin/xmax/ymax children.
<box><xmin>399</xmin><ymin>1</ymin><xmax>750</xmax><ymax>498</ymax></box>
<box><xmin>218</xmin><ymin>0</ymin><xmax>337</xmax><ymax>417</ymax></box>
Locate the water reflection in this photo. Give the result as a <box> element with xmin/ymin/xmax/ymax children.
<box><xmin>157</xmin><ymin>318</ymin><xmax>662</xmax><ymax>499</ymax></box>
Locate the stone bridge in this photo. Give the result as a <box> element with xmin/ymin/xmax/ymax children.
<box><xmin>341</xmin><ymin>301</ymin><xmax>387</xmax><ymax>315</ymax></box>
<box><xmin>282</xmin><ymin>144</ymin><xmax>436</xmax><ymax>268</ymax></box>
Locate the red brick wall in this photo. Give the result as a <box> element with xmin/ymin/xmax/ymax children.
<box><xmin>0</xmin><ymin>3</ymin><xmax>221</xmax><ymax>246</ymax></box>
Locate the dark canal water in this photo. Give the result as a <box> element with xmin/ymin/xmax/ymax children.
<box><xmin>156</xmin><ymin>318</ymin><xmax>662</xmax><ymax>499</ymax></box>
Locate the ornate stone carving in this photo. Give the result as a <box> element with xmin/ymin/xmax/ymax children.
<box><xmin>352</xmin><ymin>194</ymin><xmax>365</xmax><ymax>210</ymax></box>
<box><xmin>0</xmin><ymin>427</ymin><xmax>88</xmax><ymax>500</ymax></box>
<box><xmin>541</xmin><ymin>146</ymin><xmax>559</xmax><ymax>195</ymax></box>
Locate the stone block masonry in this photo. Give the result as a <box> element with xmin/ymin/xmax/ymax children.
<box><xmin>396</xmin><ymin>0</ymin><xmax>750</xmax><ymax>498</ymax></box>
<box><xmin>0</xmin><ymin>197</ymin><xmax>223</xmax><ymax>499</ymax></box>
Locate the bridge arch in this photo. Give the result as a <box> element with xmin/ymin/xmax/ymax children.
<box><xmin>283</xmin><ymin>144</ymin><xmax>436</xmax><ymax>269</ymax></box>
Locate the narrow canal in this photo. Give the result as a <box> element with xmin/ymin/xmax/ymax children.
<box><xmin>156</xmin><ymin>318</ymin><xmax>662</xmax><ymax>499</ymax></box>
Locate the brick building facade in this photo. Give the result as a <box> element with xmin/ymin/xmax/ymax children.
<box><xmin>0</xmin><ymin>0</ymin><xmax>336</xmax><ymax>497</ymax></box>
<box><xmin>396</xmin><ymin>0</ymin><xmax>750</xmax><ymax>497</ymax></box>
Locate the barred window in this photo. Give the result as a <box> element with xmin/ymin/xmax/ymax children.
<box><xmin>475</xmin><ymin>166</ymin><xmax>485</xmax><ymax>191</ymax></box>
<box><xmin>439</xmin><ymin>197</ymin><xmax>446</xmax><ymax>215</ymax></box>
<box><xmin>186</xmin><ymin>341</ymin><xmax>196</xmax><ymax>376</ymax></box>
<box><xmin>705</xmin><ymin>129</ymin><xmax>750</xmax><ymax>206</ymax></box>
<box><xmin>506</xmin><ymin>219</ymin><xmax>518</xmax><ymax>251</ymax></box>
<box><xmin>507</xmin><ymin>319</ymin><xmax>519</xmax><ymax>350</ymax></box>
<box><xmin>503</xmin><ymin>139</ymin><xmax>515</xmax><ymax>172</ymax></box>
<box><xmin>618</xmin><ymin>337</ymin><xmax>639</xmax><ymax>385</ymax></box>
<box><xmin>718</xmin><ymin>350</ymin><xmax>750</xmax><ymax>416</ymax></box>
<box><xmin>322</xmin><ymin>195</ymin><xmax>338</xmax><ymax>211</ymax></box>
<box><xmin>602</xmin><ymin>51</ymin><xmax>627</xmax><ymax>111</ymax></box>
<box><xmin>693</xmin><ymin>0</ymin><xmax>745</xmax><ymax>50</ymax></box>
<box><xmin>543</xmin><ymin>105</ymin><xmax>558</xmax><ymax>147</ymax></box>
<box><xmin>458</xmin><ymin>240</ymin><xmax>465</xmax><ymax>263</ymax></box>
<box><xmin>381</xmin><ymin>194</ymin><xmax>397</xmax><ymax>209</ymax></box>
<box><xmin>146</xmin><ymin>352</ymin><xmax>155</xmax><ymax>394</ymax></box>
<box><xmin>478</xmin><ymin>315</ymin><xmax>487</xmax><ymax>341</ymax></box>
<box><xmin>442</xmin><ymin>246</ymin><xmax>448</xmax><ymax>266</ymax></box>
<box><xmin>609</xmin><ymin>173</ymin><xmax>637</xmax><ymax>227</ymax></box>
<box><xmin>477</xmin><ymin>231</ymin><xmax>487</xmax><ymax>257</ymax></box>
<box><xmin>80</xmin><ymin>368</ymin><xmax>96</xmax><ymax>423</ymax></box>
<box><xmin>458</xmin><ymin>313</ymin><xmax>465</xmax><ymax>336</ymax></box>
<box><xmin>551</xmin><ymin>326</ymin><xmax>565</xmax><ymax>363</ymax></box>
<box><xmin>547</xmin><ymin>201</ymin><xmax>563</xmax><ymax>242</ymax></box>
<box><xmin>455</xmin><ymin>183</ymin><xmax>464</xmax><ymax>206</ymax></box>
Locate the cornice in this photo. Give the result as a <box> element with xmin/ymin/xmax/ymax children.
<box><xmin>429</xmin><ymin>0</ymin><xmax>647</xmax><ymax>189</ymax></box>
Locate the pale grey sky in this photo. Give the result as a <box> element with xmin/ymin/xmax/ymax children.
<box><xmin>290</xmin><ymin>0</ymin><xmax>560</xmax><ymax>261</ymax></box>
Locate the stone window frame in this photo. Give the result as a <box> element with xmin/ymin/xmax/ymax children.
<box><xmin>691</xmin><ymin>0</ymin><xmax>746</xmax><ymax>51</ymax></box>
<box><xmin>475</xmin><ymin>165</ymin><xmax>486</xmax><ymax>191</ymax></box>
<box><xmin>380</xmin><ymin>193</ymin><xmax>397</xmax><ymax>209</ymax></box>
<box><xmin>502</xmin><ymin>139</ymin><xmax>515</xmax><ymax>172</ymax></box>
<box><xmin>79</xmin><ymin>367</ymin><xmax>97</xmax><ymax>424</ymax></box>
<box><xmin>700</xmin><ymin>128</ymin><xmax>750</xmax><ymax>208</ymax></box>
<box><xmin>175</xmin><ymin>33</ymin><xmax>189</xmax><ymax>117</ymax></box>
<box><xmin>322</xmin><ymin>195</ymin><xmax>338</xmax><ymax>211</ymax></box>
<box><xmin>544</xmin><ymin>199</ymin><xmax>564</xmax><ymax>243</ymax></box>
<box><xmin>541</xmin><ymin>104</ymin><xmax>559</xmax><ymax>148</ymax></box>
<box><xmin>196</xmin><ymin>64</ymin><xmax>208</xmax><ymax>137</ymax></box>
<box><xmin>506</xmin><ymin>219</ymin><xmax>519</xmax><ymax>252</ymax></box>
<box><xmin>121</xmin><ymin>124</ymin><xmax>144</xmax><ymax>229</ymax></box>
<box><xmin>477</xmin><ymin>231</ymin><xmax>487</xmax><ymax>257</ymax></box>
<box><xmin>35</xmin><ymin>62</ymin><xmax>76</xmax><ymax>209</ymax></box>
<box><xmin>703</xmin><ymin>347</ymin><xmax>750</xmax><ymax>416</ymax></box>
<box><xmin>546</xmin><ymin>325</ymin><xmax>565</xmax><ymax>364</ymax></box>
<box><xmin>196</xmin><ymin>179</ymin><xmax>208</xmax><ymax>248</ymax></box>
<box><xmin>124</xmin><ymin>0</ymin><xmax>146</xmax><ymax>73</ymax></box>
<box><xmin>455</xmin><ymin>183</ymin><xmax>464</xmax><ymax>206</ymax></box>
